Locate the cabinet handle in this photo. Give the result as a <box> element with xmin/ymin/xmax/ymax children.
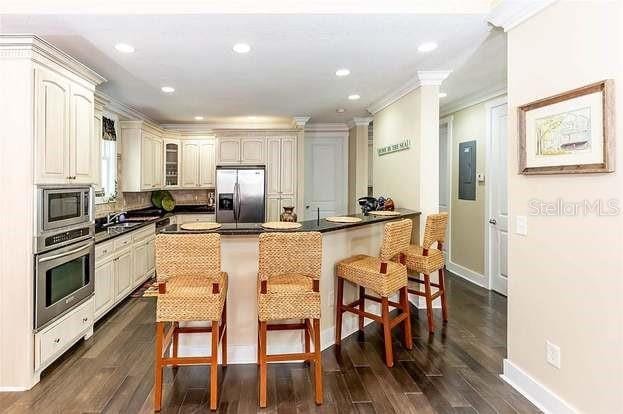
<box><xmin>82</xmin><ymin>317</ymin><xmax>89</xmax><ymax>323</ymax></box>
<box><xmin>53</xmin><ymin>338</ymin><xmax>61</xmax><ymax>343</ymax></box>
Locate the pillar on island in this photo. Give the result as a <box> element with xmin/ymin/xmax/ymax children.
<box><xmin>292</xmin><ymin>116</ymin><xmax>310</xmax><ymax>218</ymax></box>
<box><xmin>347</xmin><ymin>117</ymin><xmax>373</xmax><ymax>214</ymax></box>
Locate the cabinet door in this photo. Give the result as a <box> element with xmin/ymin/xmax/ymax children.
<box><xmin>199</xmin><ymin>140</ymin><xmax>215</xmax><ymax>187</ymax></box>
<box><xmin>266</xmin><ymin>196</ymin><xmax>281</xmax><ymax>222</ymax></box>
<box><xmin>35</xmin><ymin>67</ymin><xmax>71</xmax><ymax>183</ymax></box>
<box><xmin>280</xmin><ymin>197</ymin><xmax>296</xmax><ymax>211</ymax></box>
<box><xmin>152</xmin><ymin>138</ymin><xmax>163</xmax><ymax>188</ymax></box>
<box><xmin>266</xmin><ymin>137</ymin><xmax>281</xmax><ymax>196</ymax></box>
<box><xmin>181</xmin><ymin>141</ymin><xmax>200</xmax><ymax>187</ymax></box>
<box><xmin>70</xmin><ymin>83</ymin><xmax>95</xmax><ymax>184</ymax></box>
<box><xmin>115</xmin><ymin>249</ymin><xmax>133</xmax><ymax>300</ymax></box>
<box><xmin>217</xmin><ymin>138</ymin><xmax>241</xmax><ymax>164</ymax></box>
<box><xmin>94</xmin><ymin>259</ymin><xmax>115</xmax><ymax>320</ymax></box>
<box><xmin>141</xmin><ymin>136</ymin><xmax>154</xmax><ymax>189</ymax></box>
<box><xmin>164</xmin><ymin>140</ymin><xmax>180</xmax><ymax>187</ymax></box>
<box><xmin>146</xmin><ymin>237</ymin><xmax>155</xmax><ymax>275</ymax></box>
<box><xmin>280</xmin><ymin>137</ymin><xmax>296</xmax><ymax>196</ymax></box>
<box><xmin>240</xmin><ymin>137</ymin><xmax>264</xmax><ymax>164</ymax></box>
<box><xmin>132</xmin><ymin>240</ymin><xmax>148</xmax><ymax>286</ymax></box>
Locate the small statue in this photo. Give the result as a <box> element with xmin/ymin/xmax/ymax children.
<box><xmin>280</xmin><ymin>206</ymin><xmax>297</xmax><ymax>222</ymax></box>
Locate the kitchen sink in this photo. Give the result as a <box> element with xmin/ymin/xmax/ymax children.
<box><xmin>96</xmin><ymin>221</ymin><xmax>143</xmax><ymax>234</ymax></box>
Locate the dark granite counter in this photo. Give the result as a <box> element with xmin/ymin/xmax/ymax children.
<box><xmin>159</xmin><ymin>209</ymin><xmax>419</xmax><ymax>236</ymax></box>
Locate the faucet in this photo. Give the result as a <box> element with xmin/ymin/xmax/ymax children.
<box><xmin>105</xmin><ymin>211</ymin><xmax>126</xmax><ymax>226</ymax></box>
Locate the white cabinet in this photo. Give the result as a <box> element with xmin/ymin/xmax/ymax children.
<box><xmin>217</xmin><ymin>137</ymin><xmax>265</xmax><ymax>164</ymax></box>
<box><xmin>120</xmin><ymin>121</ymin><xmax>164</xmax><ymax>192</ymax></box>
<box><xmin>133</xmin><ymin>240</ymin><xmax>148</xmax><ymax>286</ymax></box>
<box><xmin>115</xmin><ymin>248</ymin><xmax>133</xmax><ymax>300</ymax></box>
<box><xmin>94</xmin><ymin>256</ymin><xmax>114</xmax><ymax>320</ymax></box>
<box><xmin>164</xmin><ymin>139</ymin><xmax>181</xmax><ymax>188</ymax></box>
<box><xmin>265</xmin><ymin>136</ymin><xmax>297</xmax><ymax>221</ymax></box>
<box><xmin>182</xmin><ymin>139</ymin><xmax>215</xmax><ymax>188</ymax></box>
<box><xmin>35</xmin><ymin>65</ymin><xmax>97</xmax><ymax>185</ymax></box>
<box><xmin>176</xmin><ymin>214</ymin><xmax>216</xmax><ymax>224</ymax></box>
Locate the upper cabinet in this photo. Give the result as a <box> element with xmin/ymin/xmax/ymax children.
<box><xmin>181</xmin><ymin>138</ymin><xmax>215</xmax><ymax>188</ymax></box>
<box><xmin>217</xmin><ymin>137</ymin><xmax>265</xmax><ymax>165</ymax></box>
<box><xmin>164</xmin><ymin>139</ymin><xmax>181</xmax><ymax>188</ymax></box>
<box><xmin>120</xmin><ymin>121</ymin><xmax>164</xmax><ymax>192</ymax></box>
<box><xmin>266</xmin><ymin>136</ymin><xmax>296</xmax><ymax>197</ymax></box>
<box><xmin>35</xmin><ymin>65</ymin><xmax>97</xmax><ymax>185</ymax></box>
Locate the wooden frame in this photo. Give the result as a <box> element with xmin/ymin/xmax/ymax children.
<box><xmin>518</xmin><ymin>79</ymin><xmax>615</xmax><ymax>174</ymax></box>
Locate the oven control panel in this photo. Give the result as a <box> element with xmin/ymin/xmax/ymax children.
<box><xmin>45</xmin><ymin>227</ymin><xmax>91</xmax><ymax>247</ymax></box>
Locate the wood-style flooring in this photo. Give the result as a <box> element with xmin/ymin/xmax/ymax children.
<box><xmin>0</xmin><ymin>274</ymin><xmax>539</xmax><ymax>413</ymax></box>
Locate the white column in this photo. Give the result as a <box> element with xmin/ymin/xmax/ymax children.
<box><xmin>292</xmin><ymin>116</ymin><xmax>310</xmax><ymax>219</ymax></box>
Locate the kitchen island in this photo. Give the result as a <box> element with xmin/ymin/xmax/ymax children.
<box><xmin>158</xmin><ymin>209</ymin><xmax>420</xmax><ymax>363</ymax></box>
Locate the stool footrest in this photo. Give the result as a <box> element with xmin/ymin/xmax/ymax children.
<box><xmin>390</xmin><ymin>312</ymin><xmax>408</xmax><ymax>329</ymax></box>
<box><xmin>162</xmin><ymin>356</ymin><xmax>214</xmax><ymax>366</ymax></box>
<box><xmin>340</xmin><ymin>304</ymin><xmax>383</xmax><ymax>324</ymax></box>
<box><xmin>266</xmin><ymin>352</ymin><xmax>316</xmax><ymax>362</ymax></box>
<box><xmin>363</xmin><ymin>294</ymin><xmax>402</xmax><ymax>309</ymax></box>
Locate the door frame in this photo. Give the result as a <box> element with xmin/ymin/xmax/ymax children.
<box><xmin>439</xmin><ymin>115</ymin><xmax>453</xmax><ymax>260</ymax></box>
<box><xmin>485</xmin><ymin>95</ymin><xmax>508</xmax><ymax>292</ymax></box>
<box><xmin>303</xmin><ymin>129</ymin><xmax>349</xmax><ymax>219</ymax></box>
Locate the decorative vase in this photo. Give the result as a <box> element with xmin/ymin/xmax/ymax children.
<box><xmin>280</xmin><ymin>206</ymin><xmax>297</xmax><ymax>222</ymax></box>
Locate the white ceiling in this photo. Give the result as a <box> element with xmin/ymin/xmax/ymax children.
<box><xmin>0</xmin><ymin>13</ymin><xmax>505</xmax><ymax>124</ymax></box>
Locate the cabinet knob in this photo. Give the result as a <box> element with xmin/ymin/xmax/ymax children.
<box><xmin>53</xmin><ymin>338</ymin><xmax>61</xmax><ymax>343</ymax></box>
<box><xmin>82</xmin><ymin>317</ymin><xmax>89</xmax><ymax>323</ymax></box>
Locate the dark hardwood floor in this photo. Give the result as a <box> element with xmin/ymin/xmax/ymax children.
<box><xmin>1</xmin><ymin>274</ymin><xmax>539</xmax><ymax>413</ymax></box>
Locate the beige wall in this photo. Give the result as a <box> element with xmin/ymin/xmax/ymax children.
<box><xmin>507</xmin><ymin>2</ymin><xmax>623</xmax><ymax>412</ymax></box>
<box><xmin>446</xmin><ymin>97</ymin><xmax>504</xmax><ymax>275</ymax></box>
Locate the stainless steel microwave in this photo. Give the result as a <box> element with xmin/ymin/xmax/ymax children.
<box><xmin>37</xmin><ymin>185</ymin><xmax>93</xmax><ymax>233</ymax></box>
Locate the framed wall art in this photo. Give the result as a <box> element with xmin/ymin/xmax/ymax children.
<box><xmin>518</xmin><ymin>79</ymin><xmax>614</xmax><ymax>174</ymax></box>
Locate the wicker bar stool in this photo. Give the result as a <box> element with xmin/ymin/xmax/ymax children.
<box><xmin>152</xmin><ymin>233</ymin><xmax>227</xmax><ymax>411</ymax></box>
<box><xmin>399</xmin><ymin>212</ymin><xmax>449</xmax><ymax>334</ymax></box>
<box><xmin>335</xmin><ymin>219</ymin><xmax>413</xmax><ymax>367</ymax></box>
<box><xmin>257</xmin><ymin>232</ymin><xmax>323</xmax><ymax>408</ymax></box>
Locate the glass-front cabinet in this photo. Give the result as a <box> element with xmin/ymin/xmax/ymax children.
<box><xmin>164</xmin><ymin>139</ymin><xmax>180</xmax><ymax>187</ymax></box>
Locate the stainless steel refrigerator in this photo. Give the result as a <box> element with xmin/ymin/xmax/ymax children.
<box><xmin>216</xmin><ymin>166</ymin><xmax>266</xmax><ymax>223</ymax></box>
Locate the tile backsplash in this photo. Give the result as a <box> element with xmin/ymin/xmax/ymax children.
<box><xmin>95</xmin><ymin>189</ymin><xmax>214</xmax><ymax>218</ymax></box>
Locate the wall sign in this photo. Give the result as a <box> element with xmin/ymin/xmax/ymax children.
<box><xmin>377</xmin><ymin>139</ymin><xmax>411</xmax><ymax>156</ymax></box>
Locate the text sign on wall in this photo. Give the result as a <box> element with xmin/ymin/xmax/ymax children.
<box><xmin>377</xmin><ymin>139</ymin><xmax>411</xmax><ymax>156</ymax></box>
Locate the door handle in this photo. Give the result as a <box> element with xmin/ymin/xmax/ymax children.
<box><xmin>305</xmin><ymin>205</ymin><xmax>310</xmax><ymax>209</ymax></box>
<box><xmin>489</xmin><ymin>218</ymin><xmax>497</xmax><ymax>225</ymax></box>
<box><xmin>39</xmin><ymin>243</ymin><xmax>91</xmax><ymax>263</ymax></box>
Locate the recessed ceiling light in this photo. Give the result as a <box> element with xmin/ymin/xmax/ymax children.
<box><xmin>194</xmin><ymin>116</ymin><xmax>204</xmax><ymax>120</ymax></box>
<box><xmin>336</xmin><ymin>108</ymin><xmax>346</xmax><ymax>113</ymax></box>
<box><xmin>114</xmin><ymin>43</ymin><xmax>135</xmax><ymax>53</ymax></box>
<box><xmin>417</xmin><ymin>42</ymin><xmax>438</xmax><ymax>52</ymax></box>
<box><xmin>348</xmin><ymin>94</ymin><xmax>360</xmax><ymax>101</ymax></box>
<box><xmin>233</xmin><ymin>43</ymin><xmax>251</xmax><ymax>53</ymax></box>
<box><xmin>161</xmin><ymin>86</ymin><xmax>175</xmax><ymax>93</ymax></box>
<box><xmin>335</xmin><ymin>68</ymin><xmax>350</xmax><ymax>77</ymax></box>
<box><xmin>439</xmin><ymin>92</ymin><xmax>447</xmax><ymax>98</ymax></box>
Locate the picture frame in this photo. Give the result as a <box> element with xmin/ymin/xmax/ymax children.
<box><xmin>518</xmin><ymin>79</ymin><xmax>615</xmax><ymax>174</ymax></box>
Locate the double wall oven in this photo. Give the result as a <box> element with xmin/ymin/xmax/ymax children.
<box><xmin>35</xmin><ymin>185</ymin><xmax>95</xmax><ymax>331</ymax></box>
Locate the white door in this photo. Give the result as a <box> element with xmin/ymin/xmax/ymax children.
<box><xmin>141</xmin><ymin>136</ymin><xmax>154</xmax><ymax>190</ymax></box>
<box><xmin>146</xmin><ymin>238</ymin><xmax>155</xmax><ymax>274</ymax></box>
<box><xmin>304</xmin><ymin>133</ymin><xmax>346</xmax><ymax>219</ymax></box>
<box><xmin>217</xmin><ymin>138</ymin><xmax>241</xmax><ymax>164</ymax></box>
<box><xmin>489</xmin><ymin>103</ymin><xmax>509</xmax><ymax>295</ymax></box>
<box><xmin>240</xmin><ymin>137</ymin><xmax>264</xmax><ymax>164</ymax></box>
<box><xmin>94</xmin><ymin>258</ymin><xmax>115</xmax><ymax>319</ymax></box>
<box><xmin>69</xmin><ymin>84</ymin><xmax>95</xmax><ymax>184</ymax></box>
<box><xmin>181</xmin><ymin>141</ymin><xmax>200</xmax><ymax>187</ymax></box>
<box><xmin>199</xmin><ymin>140</ymin><xmax>216</xmax><ymax>187</ymax></box>
<box><xmin>152</xmin><ymin>138</ymin><xmax>163</xmax><ymax>188</ymax></box>
<box><xmin>133</xmin><ymin>240</ymin><xmax>148</xmax><ymax>285</ymax></box>
<box><xmin>115</xmin><ymin>249</ymin><xmax>133</xmax><ymax>300</ymax></box>
<box><xmin>280</xmin><ymin>137</ymin><xmax>296</xmax><ymax>197</ymax></box>
<box><xmin>438</xmin><ymin>120</ymin><xmax>451</xmax><ymax>253</ymax></box>
<box><xmin>266</xmin><ymin>137</ymin><xmax>281</xmax><ymax>196</ymax></box>
<box><xmin>266</xmin><ymin>196</ymin><xmax>281</xmax><ymax>222</ymax></box>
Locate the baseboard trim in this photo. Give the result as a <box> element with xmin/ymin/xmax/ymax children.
<box><xmin>0</xmin><ymin>386</ymin><xmax>29</xmax><ymax>392</ymax></box>
<box><xmin>446</xmin><ymin>260</ymin><xmax>488</xmax><ymax>289</ymax></box>
<box><xmin>501</xmin><ymin>359</ymin><xmax>577</xmax><ymax>414</ymax></box>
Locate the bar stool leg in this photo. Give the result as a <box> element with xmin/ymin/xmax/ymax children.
<box><xmin>399</xmin><ymin>286</ymin><xmax>413</xmax><ymax>350</ymax></box>
<box><xmin>313</xmin><ymin>318</ymin><xmax>323</xmax><ymax>405</ymax></box>
<box><xmin>210</xmin><ymin>320</ymin><xmax>219</xmax><ymax>411</ymax></box>
<box><xmin>424</xmin><ymin>274</ymin><xmax>435</xmax><ymax>333</ymax></box>
<box><xmin>172</xmin><ymin>322</ymin><xmax>179</xmax><ymax>363</ymax></box>
<box><xmin>358</xmin><ymin>286</ymin><xmax>365</xmax><ymax>332</ymax></box>
<box><xmin>222</xmin><ymin>303</ymin><xmax>228</xmax><ymax>366</ymax></box>
<box><xmin>154</xmin><ymin>321</ymin><xmax>164</xmax><ymax>411</ymax></box>
<box><xmin>335</xmin><ymin>277</ymin><xmax>344</xmax><ymax>346</ymax></box>
<box><xmin>439</xmin><ymin>267</ymin><xmax>449</xmax><ymax>323</ymax></box>
<box><xmin>258</xmin><ymin>320</ymin><xmax>268</xmax><ymax>408</ymax></box>
<box><xmin>305</xmin><ymin>319</ymin><xmax>311</xmax><ymax>354</ymax></box>
<box><xmin>380</xmin><ymin>297</ymin><xmax>394</xmax><ymax>367</ymax></box>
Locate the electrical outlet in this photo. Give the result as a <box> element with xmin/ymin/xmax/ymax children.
<box><xmin>546</xmin><ymin>340</ymin><xmax>561</xmax><ymax>369</ymax></box>
<box><xmin>516</xmin><ymin>215</ymin><xmax>528</xmax><ymax>235</ymax></box>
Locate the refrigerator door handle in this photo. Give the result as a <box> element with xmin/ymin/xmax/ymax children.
<box><xmin>233</xmin><ymin>182</ymin><xmax>239</xmax><ymax>221</ymax></box>
<box><xmin>235</xmin><ymin>182</ymin><xmax>242</xmax><ymax>221</ymax></box>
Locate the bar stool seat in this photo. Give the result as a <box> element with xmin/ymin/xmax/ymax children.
<box><xmin>336</xmin><ymin>254</ymin><xmax>407</xmax><ymax>297</ymax></box>
<box><xmin>401</xmin><ymin>246</ymin><xmax>444</xmax><ymax>275</ymax></box>
<box><xmin>157</xmin><ymin>273</ymin><xmax>228</xmax><ymax>322</ymax></box>
<box><xmin>257</xmin><ymin>273</ymin><xmax>320</xmax><ymax>321</ymax></box>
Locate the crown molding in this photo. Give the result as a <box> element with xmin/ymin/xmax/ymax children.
<box><xmin>0</xmin><ymin>34</ymin><xmax>106</xmax><ymax>86</ymax></box>
<box><xmin>305</xmin><ymin>123</ymin><xmax>349</xmax><ymax>132</ymax></box>
<box><xmin>367</xmin><ymin>70</ymin><xmax>451</xmax><ymax>115</ymax></box>
<box><xmin>292</xmin><ymin>116</ymin><xmax>311</xmax><ymax>129</ymax></box>
<box><xmin>439</xmin><ymin>84</ymin><xmax>507</xmax><ymax>118</ymax></box>
<box><xmin>347</xmin><ymin>117</ymin><xmax>374</xmax><ymax>129</ymax></box>
<box><xmin>95</xmin><ymin>90</ymin><xmax>163</xmax><ymax>130</ymax></box>
<box><xmin>488</xmin><ymin>0</ymin><xmax>557</xmax><ymax>32</ymax></box>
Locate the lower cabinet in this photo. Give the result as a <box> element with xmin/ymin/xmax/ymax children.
<box><xmin>94</xmin><ymin>224</ymin><xmax>156</xmax><ymax>322</ymax></box>
<box><xmin>176</xmin><ymin>213</ymin><xmax>216</xmax><ymax>224</ymax></box>
<box><xmin>266</xmin><ymin>196</ymin><xmax>296</xmax><ymax>222</ymax></box>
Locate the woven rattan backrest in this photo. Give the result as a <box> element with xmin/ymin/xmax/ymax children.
<box><xmin>155</xmin><ymin>233</ymin><xmax>221</xmax><ymax>281</ymax></box>
<box><xmin>379</xmin><ymin>219</ymin><xmax>412</xmax><ymax>261</ymax></box>
<box><xmin>258</xmin><ymin>232</ymin><xmax>322</xmax><ymax>281</ymax></box>
<box><xmin>422</xmin><ymin>212</ymin><xmax>449</xmax><ymax>249</ymax></box>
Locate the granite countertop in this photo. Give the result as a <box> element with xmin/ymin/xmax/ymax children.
<box><xmin>159</xmin><ymin>209</ymin><xmax>420</xmax><ymax>236</ymax></box>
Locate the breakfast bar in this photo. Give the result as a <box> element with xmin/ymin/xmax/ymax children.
<box><xmin>158</xmin><ymin>209</ymin><xmax>420</xmax><ymax>363</ymax></box>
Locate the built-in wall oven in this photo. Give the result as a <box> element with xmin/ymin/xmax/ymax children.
<box><xmin>35</xmin><ymin>185</ymin><xmax>95</xmax><ymax>331</ymax></box>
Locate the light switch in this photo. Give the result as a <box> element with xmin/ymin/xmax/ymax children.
<box><xmin>516</xmin><ymin>215</ymin><xmax>528</xmax><ymax>235</ymax></box>
<box><xmin>476</xmin><ymin>172</ymin><xmax>485</xmax><ymax>182</ymax></box>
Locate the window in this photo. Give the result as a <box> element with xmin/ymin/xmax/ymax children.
<box><xmin>95</xmin><ymin>116</ymin><xmax>118</xmax><ymax>205</ymax></box>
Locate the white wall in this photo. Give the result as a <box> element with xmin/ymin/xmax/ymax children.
<box><xmin>506</xmin><ymin>2</ymin><xmax>623</xmax><ymax>412</ymax></box>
